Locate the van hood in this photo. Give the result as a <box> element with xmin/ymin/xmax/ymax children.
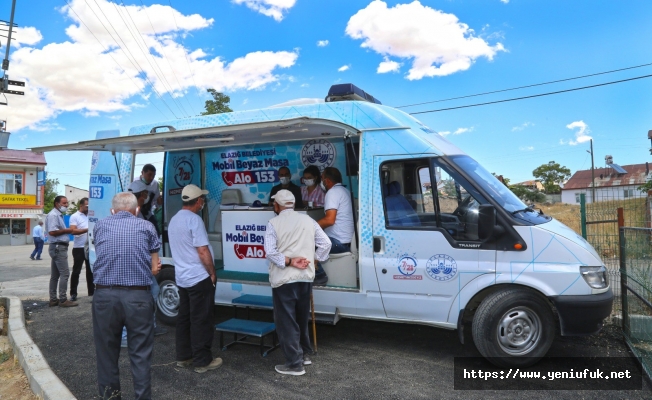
<box><xmin>537</xmin><ymin>218</ymin><xmax>602</xmax><ymax>263</ymax></box>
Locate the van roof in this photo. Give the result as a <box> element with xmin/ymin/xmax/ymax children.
<box><xmin>30</xmin><ymin>101</ymin><xmax>464</xmax><ymax>157</ymax></box>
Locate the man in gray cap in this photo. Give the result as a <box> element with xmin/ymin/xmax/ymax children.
<box><xmin>168</xmin><ymin>184</ymin><xmax>222</xmax><ymax>373</ymax></box>
<box><xmin>264</xmin><ymin>189</ymin><xmax>331</xmax><ymax>376</ymax></box>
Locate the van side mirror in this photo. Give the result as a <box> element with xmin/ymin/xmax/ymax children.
<box><xmin>478</xmin><ymin>205</ymin><xmax>496</xmax><ymax>241</ymax></box>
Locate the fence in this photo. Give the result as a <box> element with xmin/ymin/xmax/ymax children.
<box><xmin>620</xmin><ymin>226</ymin><xmax>652</xmax><ymax>379</ymax></box>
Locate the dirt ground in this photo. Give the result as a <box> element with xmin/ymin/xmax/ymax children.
<box><xmin>0</xmin><ymin>305</ymin><xmax>38</xmax><ymax>400</ymax></box>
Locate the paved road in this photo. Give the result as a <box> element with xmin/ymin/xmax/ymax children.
<box><xmin>24</xmin><ymin>298</ymin><xmax>650</xmax><ymax>400</ymax></box>
<box><xmin>0</xmin><ymin>244</ymin><xmax>89</xmax><ymax>300</ymax></box>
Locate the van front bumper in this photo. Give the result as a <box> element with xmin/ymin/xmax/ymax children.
<box><xmin>548</xmin><ymin>289</ymin><xmax>613</xmax><ymax>336</ymax></box>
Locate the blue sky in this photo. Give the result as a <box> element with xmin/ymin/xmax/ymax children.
<box><xmin>2</xmin><ymin>0</ymin><xmax>652</xmax><ymax>192</ymax></box>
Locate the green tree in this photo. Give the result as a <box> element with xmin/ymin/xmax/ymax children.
<box><xmin>158</xmin><ymin>176</ymin><xmax>163</xmax><ymax>192</ymax></box>
<box><xmin>200</xmin><ymin>89</ymin><xmax>233</xmax><ymax>115</ymax></box>
<box><xmin>43</xmin><ymin>178</ymin><xmax>60</xmax><ymax>214</ymax></box>
<box><xmin>509</xmin><ymin>185</ymin><xmax>546</xmax><ymax>203</ymax></box>
<box><xmin>492</xmin><ymin>172</ymin><xmax>510</xmax><ymax>187</ymax></box>
<box><xmin>532</xmin><ymin>161</ymin><xmax>571</xmax><ymax>194</ymax></box>
<box><xmin>66</xmin><ymin>201</ymin><xmax>79</xmax><ymax>215</ymax></box>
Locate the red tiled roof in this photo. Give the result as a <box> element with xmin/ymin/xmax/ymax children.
<box><xmin>563</xmin><ymin>163</ymin><xmax>648</xmax><ymax>190</ymax></box>
<box><xmin>0</xmin><ymin>149</ymin><xmax>46</xmax><ymax>165</ymax></box>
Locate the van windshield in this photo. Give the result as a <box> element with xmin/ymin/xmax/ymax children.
<box><xmin>448</xmin><ymin>155</ymin><xmax>527</xmax><ymax>213</ymax></box>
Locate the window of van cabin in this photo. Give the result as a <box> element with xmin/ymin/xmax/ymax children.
<box><xmin>381</xmin><ymin>159</ymin><xmax>488</xmax><ymax>241</ymax></box>
<box><xmin>0</xmin><ymin>173</ymin><xmax>22</xmax><ymax>194</ymax></box>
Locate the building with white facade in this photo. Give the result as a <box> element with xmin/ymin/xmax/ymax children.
<box><xmin>561</xmin><ymin>163</ymin><xmax>649</xmax><ymax>204</ymax></box>
<box><xmin>0</xmin><ymin>149</ymin><xmax>47</xmax><ymax>246</ymax></box>
<box><xmin>64</xmin><ymin>184</ymin><xmax>89</xmax><ymax>206</ymax></box>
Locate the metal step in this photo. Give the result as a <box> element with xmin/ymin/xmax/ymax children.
<box><xmin>311</xmin><ymin>308</ymin><xmax>341</xmax><ymax>325</ymax></box>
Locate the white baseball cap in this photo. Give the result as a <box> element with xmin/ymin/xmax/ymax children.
<box><xmin>127</xmin><ymin>180</ymin><xmax>148</xmax><ymax>194</ymax></box>
<box><xmin>271</xmin><ymin>189</ymin><xmax>295</xmax><ymax>206</ymax></box>
<box><xmin>181</xmin><ymin>184</ymin><xmax>209</xmax><ymax>201</ymax></box>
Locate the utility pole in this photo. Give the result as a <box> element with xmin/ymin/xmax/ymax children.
<box><xmin>589</xmin><ymin>139</ymin><xmax>596</xmax><ymax>203</ymax></box>
<box><xmin>0</xmin><ymin>0</ymin><xmax>24</xmax><ymax>105</ymax></box>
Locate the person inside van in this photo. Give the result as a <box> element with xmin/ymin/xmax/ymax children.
<box><xmin>315</xmin><ymin>167</ymin><xmax>355</xmax><ymax>285</ymax></box>
<box><xmin>133</xmin><ymin>163</ymin><xmax>160</xmax><ymax>229</ymax></box>
<box><xmin>268</xmin><ymin>166</ymin><xmax>304</xmax><ymax>209</ymax></box>
<box><xmin>301</xmin><ymin>165</ymin><xmax>325</xmax><ymax>207</ymax></box>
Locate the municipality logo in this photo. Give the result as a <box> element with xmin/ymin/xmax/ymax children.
<box><xmin>425</xmin><ymin>254</ymin><xmax>458</xmax><ymax>282</ymax></box>
<box><xmin>301</xmin><ymin>139</ymin><xmax>336</xmax><ymax>171</ymax></box>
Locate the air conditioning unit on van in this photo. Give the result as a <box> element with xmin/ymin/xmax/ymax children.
<box><xmin>325</xmin><ymin>84</ymin><xmax>382</xmax><ymax>104</ymax></box>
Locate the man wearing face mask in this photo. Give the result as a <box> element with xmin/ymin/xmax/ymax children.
<box><xmin>69</xmin><ymin>197</ymin><xmax>92</xmax><ymax>300</ymax></box>
<box><xmin>168</xmin><ymin>184</ymin><xmax>222</xmax><ymax>373</ymax></box>
<box><xmin>46</xmin><ymin>195</ymin><xmax>86</xmax><ymax>308</ymax></box>
<box><xmin>268</xmin><ymin>166</ymin><xmax>304</xmax><ymax>209</ymax></box>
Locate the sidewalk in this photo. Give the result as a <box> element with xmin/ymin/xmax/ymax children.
<box><xmin>0</xmin><ymin>245</ymin><xmax>89</xmax><ymax>300</ymax></box>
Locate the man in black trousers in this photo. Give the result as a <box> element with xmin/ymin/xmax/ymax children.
<box><xmin>92</xmin><ymin>192</ymin><xmax>160</xmax><ymax>400</ymax></box>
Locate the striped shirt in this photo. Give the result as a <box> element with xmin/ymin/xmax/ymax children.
<box><xmin>93</xmin><ymin>211</ymin><xmax>160</xmax><ymax>286</ymax></box>
<box><xmin>300</xmin><ymin>185</ymin><xmax>326</xmax><ymax>207</ymax></box>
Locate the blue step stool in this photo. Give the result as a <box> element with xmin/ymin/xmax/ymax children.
<box><xmin>231</xmin><ymin>294</ymin><xmax>273</xmax><ymax>320</ymax></box>
<box><xmin>215</xmin><ymin>318</ymin><xmax>279</xmax><ymax>357</ymax></box>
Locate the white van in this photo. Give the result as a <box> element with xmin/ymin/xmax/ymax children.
<box><xmin>33</xmin><ymin>84</ymin><xmax>612</xmax><ymax>367</ymax></box>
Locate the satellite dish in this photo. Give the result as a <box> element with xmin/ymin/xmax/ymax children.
<box><xmin>605</xmin><ymin>155</ymin><xmax>613</xmax><ymax>164</ymax></box>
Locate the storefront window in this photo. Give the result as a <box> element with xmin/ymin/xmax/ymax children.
<box><xmin>0</xmin><ymin>173</ymin><xmax>23</xmax><ymax>194</ymax></box>
<box><xmin>0</xmin><ymin>219</ymin><xmax>10</xmax><ymax>235</ymax></box>
<box><xmin>11</xmin><ymin>220</ymin><xmax>25</xmax><ymax>234</ymax></box>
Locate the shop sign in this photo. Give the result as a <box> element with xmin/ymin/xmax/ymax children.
<box><xmin>0</xmin><ymin>194</ymin><xmax>36</xmax><ymax>205</ymax></box>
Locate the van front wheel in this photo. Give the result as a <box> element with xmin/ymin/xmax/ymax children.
<box><xmin>156</xmin><ymin>267</ymin><xmax>179</xmax><ymax>326</ymax></box>
<box><xmin>472</xmin><ymin>288</ymin><xmax>555</xmax><ymax>368</ymax></box>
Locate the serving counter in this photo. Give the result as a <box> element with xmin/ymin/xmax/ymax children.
<box><xmin>221</xmin><ymin>206</ymin><xmax>324</xmax><ymax>274</ymax></box>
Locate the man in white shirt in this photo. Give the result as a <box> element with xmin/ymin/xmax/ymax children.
<box><xmin>264</xmin><ymin>190</ymin><xmax>331</xmax><ymax>376</ymax></box>
<box><xmin>168</xmin><ymin>184</ymin><xmax>222</xmax><ymax>374</ymax></box>
<box><xmin>315</xmin><ymin>167</ymin><xmax>355</xmax><ymax>285</ymax></box>
<box><xmin>132</xmin><ymin>164</ymin><xmax>160</xmax><ymax>233</ymax></box>
<box><xmin>70</xmin><ymin>198</ymin><xmax>91</xmax><ymax>300</ymax></box>
<box><xmin>30</xmin><ymin>220</ymin><xmax>45</xmax><ymax>260</ymax></box>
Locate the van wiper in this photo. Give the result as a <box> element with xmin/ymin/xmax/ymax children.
<box><xmin>511</xmin><ymin>205</ymin><xmax>535</xmax><ymax>215</ymax></box>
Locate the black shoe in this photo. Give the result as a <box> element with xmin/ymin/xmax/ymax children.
<box><xmin>303</xmin><ymin>354</ymin><xmax>312</xmax><ymax>366</ymax></box>
<box><xmin>70</xmin><ymin>295</ymin><xmax>77</xmax><ymax>301</ymax></box>
<box><xmin>154</xmin><ymin>326</ymin><xmax>168</xmax><ymax>336</ymax></box>
<box><xmin>313</xmin><ymin>275</ymin><xmax>328</xmax><ymax>286</ymax></box>
<box><xmin>29</xmin><ymin>256</ymin><xmax>34</xmax><ymax>260</ymax></box>
<box><xmin>275</xmin><ymin>364</ymin><xmax>305</xmax><ymax>376</ymax></box>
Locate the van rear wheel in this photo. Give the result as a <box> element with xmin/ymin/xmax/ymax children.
<box><xmin>472</xmin><ymin>288</ymin><xmax>555</xmax><ymax>368</ymax></box>
<box><xmin>156</xmin><ymin>268</ymin><xmax>179</xmax><ymax>326</ymax></box>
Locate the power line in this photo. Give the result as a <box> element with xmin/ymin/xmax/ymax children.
<box><xmin>169</xmin><ymin>0</ymin><xmax>203</xmax><ymax>108</ymax></box>
<box><xmin>85</xmin><ymin>0</ymin><xmax>179</xmax><ymax>118</ymax></box>
<box><xmin>110</xmin><ymin>0</ymin><xmax>190</xmax><ymax>117</ymax></box>
<box><xmin>410</xmin><ymin>73</ymin><xmax>652</xmax><ymax>115</ymax></box>
<box><xmin>396</xmin><ymin>62</ymin><xmax>652</xmax><ymax>109</ymax></box>
<box><xmin>64</xmin><ymin>0</ymin><xmax>167</xmax><ymax>119</ymax></box>
<box><xmin>136</xmin><ymin>0</ymin><xmax>195</xmax><ymax>115</ymax></box>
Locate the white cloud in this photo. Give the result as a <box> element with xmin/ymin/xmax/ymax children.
<box><xmin>500</xmin><ymin>0</ymin><xmax>509</xmax><ymax>3</ymax></box>
<box><xmin>317</xmin><ymin>40</ymin><xmax>329</xmax><ymax>47</ymax></box>
<box><xmin>519</xmin><ymin>146</ymin><xmax>534</xmax><ymax>151</ymax></box>
<box><xmin>454</xmin><ymin>127</ymin><xmax>473</xmax><ymax>135</ymax></box>
<box><xmin>438</xmin><ymin>131</ymin><xmax>451</xmax><ymax>136</ymax></box>
<box><xmin>2</xmin><ymin>0</ymin><xmax>298</xmax><ymax>131</ymax></box>
<box><xmin>512</xmin><ymin>122</ymin><xmax>533</xmax><ymax>132</ymax></box>
<box><xmin>338</xmin><ymin>65</ymin><xmax>350</xmax><ymax>72</ymax></box>
<box><xmin>242</xmin><ymin>98</ymin><xmax>248</xmax><ymax>105</ymax></box>
<box><xmin>12</xmin><ymin>27</ymin><xmax>43</xmax><ymax>48</ymax></box>
<box><xmin>300</xmin><ymin>83</ymin><xmax>309</xmax><ymax>87</ymax></box>
<box><xmin>377</xmin><ymin>58</ymin><xmax>401</xmax><ymax>73</ymax></box>
<box><xmin>565</xmin><ymin>120</ymin><xmax>592</xmax><ymax>145</ymax></box>
<box><xmin>345</xmin><ymin>1</ymin><xmax>504</xmax><ymax>80</ymax></box>
<box><xmin>233</xmin><ymin>0</ymin><xmax>296</xmax><ymax>21</ymax></box>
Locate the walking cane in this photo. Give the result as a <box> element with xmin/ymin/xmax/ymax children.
<box><xmin>310</xmin><ymin>288</ymin><xmax>317</xmax><ymax>354</ymax></box>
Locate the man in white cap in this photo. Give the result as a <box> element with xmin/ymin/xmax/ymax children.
<box><xmin>167</xmin><ymin>184</ymin><xmax>222</xmax><ymax>374</ymax></box>
<box><xmin>264</xmin><ymin>189</ymin><xmax>331</xmax><ymax>376</ymax></box>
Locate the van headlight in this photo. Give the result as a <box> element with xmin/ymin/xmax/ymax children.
<box><xmin>580</xmin><ymin>266</ymin><xmax>609</xmax><ymax>289</ymax></box>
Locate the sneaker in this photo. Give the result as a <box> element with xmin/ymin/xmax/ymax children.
<box><xmin>70</xmin><ymin>295</ymin><xmax>77</xmax><ymax>301</ymax></box>
<box><xmin>48</xmin><ymin>299</ymin><xmax>59</xmax><ymax>307</ymax></box>
<box><xmin>59</xmin><ymin>300</ymin><xmax>78</xmax><ymax>308</ymax></box>
<box><xmin>121</xmin><ymin>338</ymin><xmax>128</xmax><ymax>348</ymax></box>
<box><xmin>176</xmin><ymin>359</ymin><xmax>192</xmax><ymax>368</ymax></box>
<box><xmin>275</xmin><ymin>364</ymin><xmax>305</xmax><ymax>376</ymax></box>
<box><xmin>303</xmin><ymin>355</ymin><xmax>312</xmax><ymax>366</ymax></box>
<box><xmin>29</xmin><ymin>256</ymin><xmax>34</xmax><ymax>260</ymax></box>
<box><xmin>154</xmin><ymin>326</ymin><xmax>168</xmax><ymax>336</ymax></box>
<box><xmin>194</xmin><ymin>358</ymin><xmax>223</xmax><ymax>374</ymax></box>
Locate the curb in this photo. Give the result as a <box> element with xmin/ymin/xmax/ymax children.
<box><xmin>1</xmin><ymin>296</ymin><xmax>76</xmax><ymax>400</ymax></box>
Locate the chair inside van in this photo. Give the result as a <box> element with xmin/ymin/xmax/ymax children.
<box><xmin>208</xmin><ymin>189</ymin><xmax>243</xmax><ymax>260</ymax></box>
<box><xmin>385</xmin><ymin>181</ymin><xmax>421</xmax><ymax>227</ymax></box>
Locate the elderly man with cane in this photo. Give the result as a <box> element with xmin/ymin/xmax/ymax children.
<box><xmin>92</xmin><ymin>192</ymin><xmax>161</xmax><ymax>399</ymax></box>
<box><xmin>264</xmin><ymin>189</ymin><xmax>331</xmax><ymax>376</ymax></box>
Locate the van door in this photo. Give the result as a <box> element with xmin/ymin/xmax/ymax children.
<box><xmin>372</xmin><ymin>156</ymin><xmax>495</xmax><ymax>323</ymax></box>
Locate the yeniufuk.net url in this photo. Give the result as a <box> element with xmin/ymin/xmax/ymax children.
<box><xmin>463</xmin><ymin>368</ymin><xmax>633</xmax><ymax>381</ymax></box>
